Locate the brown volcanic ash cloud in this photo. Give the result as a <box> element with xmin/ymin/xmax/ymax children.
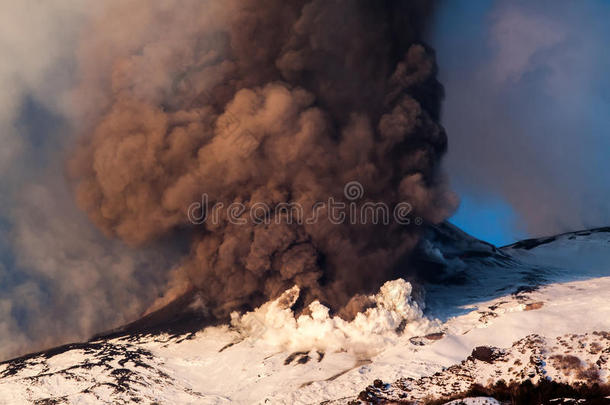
<box><xmin>68</xmin><ymin>0</ymin><xmax>456</xmax><ymax>319</ymax></box>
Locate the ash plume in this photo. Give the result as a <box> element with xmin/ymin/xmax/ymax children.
<box><xmin>68</xmin><ymin>0</ymin><xmax>456</xmax><ymax>320</ymax></box>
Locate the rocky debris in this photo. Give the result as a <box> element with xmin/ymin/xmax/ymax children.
<box><xmin>524</xmin><ymin>302</ymin><xmax>544</xmax><ymax>311</ymax></box>
<box><xmin>410</xmin><ymin>332</ymin><xmax>446</xmax><ymax>347</ymax></box>
<box><xmin>354</xmin><ymin>332</ymin><xmax>610</xmax><ymax>403</ymax></box>
<box><xmin>425</xmin><ymin>333</ymin><xmax>445</xmax><ymax>341</ymax></box>
<box><xmin>446</xmin><ymin>399</ymin><xmax>501</xmax><ymax>405</ymax></box>
<box><xmin>470</xmin><ymin>347</ymin><xmax>505</xmax><ymax>364</ymax></box>
<box><xmin>0</xmin><ymin>335</ymin><xmax>204</xmax><ymax>404</ymax></box>
<box><xmin>284</xmin><ymin>350</ymin><xmax>326</xmax><ymax>366</ymax></box>
<box><xmin>285</xmin><ymin>351</ymin><xmax>311</xmax><ymax>365</ymax></box>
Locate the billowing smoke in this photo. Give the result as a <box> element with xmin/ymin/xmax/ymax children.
<box><xmin>68</xmin><ymin>0</ymin><xmax>455</xmax><ymax>320</ymax></box>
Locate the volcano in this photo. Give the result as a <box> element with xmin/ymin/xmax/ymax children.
<box><xmin>1</xmin><ymin>223</ymin><xmax>609</xmax><ymax>404</ymax></box>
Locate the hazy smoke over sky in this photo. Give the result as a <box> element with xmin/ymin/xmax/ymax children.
<box><xmin>433</xmin><ymin>0</ymin><xmax>610</xmax><ymax>240</ymax></box>
<box><xmin>0</xmin><ymin>1</ymin><xmax>179</xmax><ymax>360</ymax></box>
<box><xmin>0</xmin><ymin>0</ymin><xmax>454</xmax><ymax>359</ymax></box>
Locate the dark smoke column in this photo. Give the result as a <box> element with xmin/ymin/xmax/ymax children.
<box><xmin>69</xmin><ymin>0</ymin><xmax>455</xmax><ymax>319</ymax></box>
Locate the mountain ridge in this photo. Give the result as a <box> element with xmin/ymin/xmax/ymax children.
<box><xmin>2</xmin><ymin>223</ymin><xmax>609</xmax><ymax>404</ymax></box>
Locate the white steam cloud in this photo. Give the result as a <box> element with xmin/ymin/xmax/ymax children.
<box><xmin>231</xmin><ymin>279</ymin><xmax>438</xmax><ymax>357</ymax></box>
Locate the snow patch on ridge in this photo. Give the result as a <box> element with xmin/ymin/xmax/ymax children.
<box><xmin>230</xmin><ymin>279</ymin><xmax>439</xmax><ymax>355</ymax></box>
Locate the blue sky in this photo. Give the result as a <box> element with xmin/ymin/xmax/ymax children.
<box><xmin>449</xmin><ymin>195</ymin><xmax>526</xmax><ymax>246</ymax></box>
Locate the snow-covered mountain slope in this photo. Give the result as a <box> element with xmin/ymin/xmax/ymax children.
<box><xmin>359</xmin><ymin>330</ymin><xmax>609</xmax><ymax>403</ymax></box>
<box><xmin>1</xmin><ymin>224</ymin><xmax>610</xmax><ymax>404</ymax></box>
